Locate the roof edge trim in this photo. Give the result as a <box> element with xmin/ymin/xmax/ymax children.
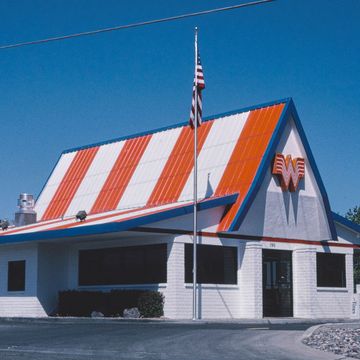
<box><xmin>332</xmin><ymin>212</ymin><xmax>360</xmax><ymax>234</ymax></box>
<box><xmin>62</xmin><ymin>98</ymin><xmax>291</xmax><ymax>154</ymax></box>
<box><xmin>0</xmin><ymin>194</ymin><xmax>238</xmax><ymax>245</ymax></box>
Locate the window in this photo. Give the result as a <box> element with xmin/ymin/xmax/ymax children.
<box><xmin>78</xmin><ymin>244</ymin><xmax>167</xmax><ymax>286</ymax></box>
<box><xmin>8</xmin><ymin>260</ymin><xmax>26</xmax><ymax>292</ymax></box>
<box><xmin>185</xmin><ymin>244</ymin><xmax>237</xmax><ymax>284</ymax></box>
<box><xmin>317</xmin><ymin>253</ymin><xmax>346</xmax><ymax>288</ymax></box>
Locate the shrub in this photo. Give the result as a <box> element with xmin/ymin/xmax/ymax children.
<box><xmin>57</xmin><ymin>290</ymin><xmax>164</xmax><ymax>318</ymax></box>
<box><xmin>137</xmin><ymin>291</ymin><xmax>164</xmax><ymax>318</ymax></box>
<box><xmin>107</xmin><ymin>290</ymin><xmax>145</xmax><ymax>316</ymax></box>
<box><xmin>58</xmin><ymin>290</ymin><xmax>103</xmax><ymax>317</ymax></box>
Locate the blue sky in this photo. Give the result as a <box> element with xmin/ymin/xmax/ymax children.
<box><xmin>0</xmin><ymin>0</ymin><xmax>359</xmax><ymax>221</ymax></box>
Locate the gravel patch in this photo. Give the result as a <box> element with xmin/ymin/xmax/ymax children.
<box><xmin>303</xmin><ymin>326</ymin><xmax>360</xmax><ymax>359</ymax></box>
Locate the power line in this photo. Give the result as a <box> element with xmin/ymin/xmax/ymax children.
<box><xmin>0</xmin><ymin>0</ymin><xmax>275</xmax><ymax>50</ymax></box>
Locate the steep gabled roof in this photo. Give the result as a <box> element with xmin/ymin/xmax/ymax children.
<box><xmin>228</xmin><ymin>99</ymin><xmax>337</xmax><ymax>239</ymax></box>
<box><xmin>32</xmin><ymin>98</ymin><xmax>336</xmax><ymax>238</ymax></box>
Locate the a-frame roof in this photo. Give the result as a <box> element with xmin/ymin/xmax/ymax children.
<box><xmin>25</xmin><ymin>98</ymin><xmax>336</xmax><ymax>238</ymax></box>
<box><xmin>229</xmin><ymin>98</ymin><xmax>337</xmax><ymax>239</ymax></box>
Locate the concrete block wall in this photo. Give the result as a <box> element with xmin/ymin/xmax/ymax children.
<box><xmin>293</xmin><ymin>247</ymin><xmax>317</xmax><ymax>317</ymax></box>
<box><xmin>0</xmin><ymin>244</ymin><xmax>46</xmax><ymax>317</ymax></box>
<box><xmin>163</xmin><ymin>240</ymin><xmax>186</xmax><ymax>318</ymax></box>
<box><xmin>0</xmin><ymin>234</ymin><xmax>355</xmax><ymax>319</ymax></box>
<box><xmin>238</xmin><ymin>242</ymin><xmax>262</xmax><ymax>318</ymax></box>
<box><xmin>312</xmin><ymin>252</ymin><xmax>353</xmax><ymax>318</ymax></box>
<box><xmin>164</xmin><ymin>235</ymin><xmax>249</xmax><ymax>319</ymax></box>
<box><xmin>293</xmin><ymin>246</ymin><xmax>354</xmax><ymax>318</ymax></box>
<box><xmin>37</xmin><ymin>244</ymin><xmax>69</xmax><ymax>315</ymax></box>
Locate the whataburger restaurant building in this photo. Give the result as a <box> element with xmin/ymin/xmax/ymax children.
<box><xmin>1</xmin><ymin>98</ymin><xmax>360</xmax><ymax>319</ymax></box>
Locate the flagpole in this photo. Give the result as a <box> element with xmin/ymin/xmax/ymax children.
<box><xmin>192</xmin><ymin>26</ymin><xmax>198</xmax><ymax>321</ymax></box>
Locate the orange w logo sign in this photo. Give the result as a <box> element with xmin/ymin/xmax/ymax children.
<box><xmin>272</xmin><ymin>153</ymin><xmax>305</xmax><ymax>192</ymax></box>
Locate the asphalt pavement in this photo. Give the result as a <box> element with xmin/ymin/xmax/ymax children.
<box><xmin>0</xmin><ymin>318</ymin><xmax>352</xmax><ymax>360</ymax></box>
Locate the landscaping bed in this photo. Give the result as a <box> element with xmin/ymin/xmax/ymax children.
<box><xmin>57</xmin><ymin>290</ymin><xmax>164</xmax><ymax>318</ymax></box>
<box><xmin>303</xmin><ymin>325</ymin><xmax>360</xmax><ymax>359</ymax></box>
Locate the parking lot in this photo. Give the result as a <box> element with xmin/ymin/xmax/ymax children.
<box><xmin>0</xmin><ymin>318</ymin><xmax>340</xmax><ymax>360</ymax></box>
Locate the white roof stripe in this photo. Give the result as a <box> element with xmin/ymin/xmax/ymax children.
<box><xmin>64</xmin><ymin>141</ymin><xmax>125</xmax><ymax>217</ymax></box>
<box><xmin>178</xmin><ymin>112</ymin><xmax>250</xmax><ymax>202</ymax></box>
<box><xmin>34</xmin><ymin>108</ymin><xmax>258</xmax><ymax>221</ymax></box>
<box><xmin>34</xmin><ymin>151</ymin><xmax>77</xmax><ymax>220</ymax></box>
<box><xmin>117</xmin><ymin>126</ymin><xmax>182</xmax><ymax>210</ymax></box>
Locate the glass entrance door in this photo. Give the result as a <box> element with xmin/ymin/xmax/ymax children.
<box><xmin>262</xmin><ymin>249</ymin><xmax>293</xmax><ymax>317</ymax></box>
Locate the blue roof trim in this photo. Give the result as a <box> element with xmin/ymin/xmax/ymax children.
<box><xmin>0</xmin><ymin>194</ymin><xmax>238</xmax><ymax>245</ymax></box>
<box><xmin>227</xmin><ymin>99</ymin><xmax>291</xmax><ymax>231</ymax></box>
<box><xmin>62</xmin><ymin>98</ymin><xmax>291</xmax><ymax>154</ymax></box>
<box><xmin>35</xmin><ymin>153</ymin><xmax>63</xmax><ymax>204</ymax></box>
<box><xmin>228</xmin><ymin>99</ymin><xmax>338</xmax><ymax>241</ymax></box>
<box><xmin>288</xmin><ymin>100</ymin><xmax>338</xmax><ymax>240</ymax></box>
<box><xmin>332</xmin><ymin>212</ymin><xmax>360</xmax><ymax>234</ymax></box>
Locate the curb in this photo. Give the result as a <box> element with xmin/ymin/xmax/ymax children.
<box><xmin>301</xmin><ymin>323</ymin><xmax>325</xmax><ymax>341</ymax></box>
<box><xmin>0</xmin><ymin>316</ymin><xmax>358</xmax><ymax>327</ymax></box>
<box><xmin>301</xmin><ymin>321</ymin><xmax>360</xmax><ymax>341</ymax></box>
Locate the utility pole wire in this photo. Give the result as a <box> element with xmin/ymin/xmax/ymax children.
<box><xmin>0</xmin><ymin>0</ymin><xmax>275</xmax><ymax>50</ymax></box>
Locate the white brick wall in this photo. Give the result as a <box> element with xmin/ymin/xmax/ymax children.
<box><xmin>312</xmin><ymin>253</ymin><xmax>353</xmax><ymax>318</ymax></box>
<box><xmin>293</xmin><ymin>247</ymin><xmax>317</xmax><ymax>317</ymax></box>
<box><xmin>239</xmin><ymin>242</ymin><xmax>262</xmax><ymax>318</ymax></box>
<box><xmin>0</xmin><ymin>233</ymin><xmax>356</xmax><ymax>319</ymax></box>
<box><xmin>0</xmin><ymin>244</ymin><xmax>46</xmax><ymax>317</ymax></box>
<box><xmin>163</xmin><ymin>241</ymin><xmax>185</xmax><ymax>318</ymax></box>
<box><xmin>164</xmin><ymin>235</ymin><xmax>246</xmax><ymax>319</ymax></box>
<box><xmin>37</xmin><ymin>244</ymin><xmax>69</xmax><ymax>315</ymax></box>
<box><xmin>0</xmin><ymin>297</ymin><xmax>46</xmax><ymax>317</ymax></box>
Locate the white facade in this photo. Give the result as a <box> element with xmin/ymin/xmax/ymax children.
<box><xmin>0</xmin><ymin>208</ymin><xmax>358</xmax><ymax>319</ymax></box>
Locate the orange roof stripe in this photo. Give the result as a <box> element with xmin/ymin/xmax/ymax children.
<box><xmin>147</xmin><ymin>121</ymin><xmax>213</xmax><ymax>206</ymax></box>
<box><xmin>215</xmin><ymin>104</ymin><xmax>285</xmax><ymax>231</ymax></box>
<box><xmin>42</xmin><ymin>147</ymin><xmax>99</xmax><ymax>221</ymax></box>
<box><xmin>90</xmin><ymin>134</ymin><xmax>152</xmax><ymax>214</ymax></box>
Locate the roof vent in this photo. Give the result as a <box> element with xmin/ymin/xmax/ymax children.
<box><xmin>15</xmin><ymin>193</ymin><xmax>37</xmax><ymax>226</ymax></box>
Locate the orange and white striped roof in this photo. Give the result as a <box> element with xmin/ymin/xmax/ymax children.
<box><xmin>34</xmin><ymin>100</ymin><xmax>286</xmax><ymax>232</ymax></box>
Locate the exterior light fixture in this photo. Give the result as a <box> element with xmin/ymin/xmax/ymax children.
<box><xmin>76</xmin><ymin>210</ymin><xmax>87</xmax><ymax>222</ymax></box>
<box><xmin>0</xmin><ymin>219</ymin><xmax>9</xmax><ymax>231</ymax></box>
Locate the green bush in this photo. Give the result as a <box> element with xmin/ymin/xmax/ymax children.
<box><xmin>57</xmin><ymin>290</ymin><xmax>164</xmax><ymax>317</ymax></box>
<box><xmin>137</xmin><ymin>291</ymin><xmax>164</xmax><ymax>318</ymax></box>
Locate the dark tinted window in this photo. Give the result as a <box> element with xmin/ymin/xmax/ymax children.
<box><xmin>79</xmin><ymin>244</ymin><xmax>167</xmax><ymax>286</ymax></box>
<box><xmin>8</xmin><ymin>260</ymin><xmax>25</xmax><ymax>291</ymax></box>
<box><xmin>317</xmin><ymin>253</ymin><xmax>346</xmax><ymax>288</ymax></box>
<box><xmin>185</xmin><ymin>244</ymin><xmax>237</xmax><ymax>284</ymax></box>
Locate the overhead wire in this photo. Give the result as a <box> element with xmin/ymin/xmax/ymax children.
<box><xmin>0</xmin><ymin>0</ymin><xmax>275</xmax><ymax>50</ymax></box>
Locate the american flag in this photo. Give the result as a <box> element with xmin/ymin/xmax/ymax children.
<box><xmin>189</xmin><ymin>52</ymin><xmax>205</xmax><ymax>127</ymax></box>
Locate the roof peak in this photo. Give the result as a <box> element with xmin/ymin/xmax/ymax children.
<box><xmin>63</xmin><ymin>97</ymin><xmax>292</xmax><ymax>154</ymax></box>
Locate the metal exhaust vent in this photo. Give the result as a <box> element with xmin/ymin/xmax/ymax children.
<box><xmin>15</xmin><ymin>193</ymin><xmax>37</xmax><ymax>226</ymax></box>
